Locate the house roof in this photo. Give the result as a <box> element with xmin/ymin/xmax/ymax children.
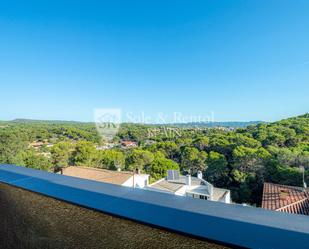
<box><xmin>148</xmin><ymin>179</ymin><xmax>184</xmax><ymax>193</ymax></box>
<box><xmin>29</xmin><ymin>141</ymin><xmax>45</xmax><ymax>147</ymax></box>
<box><xmin>212</xmin><ymin>187</ymin><xmax>230</xmax><ymax>202</ymax></box>
<box><xmin>149</xmin><ymin>176</ymin><xmax>202</xmax><ymax>193</ymax></box>
<box><xmin>62</xmin><ymin>166</ymin><xmax>136</xmax><ymax>186</ymax></box>
<box><xmin>121</xmin><ymin>140</ymin><xmax>137</xmax><ymax>145</ymax></box>
<box><xmin>149</xmin><ymin>176</ymin><xmax>229</xmax><ymax>201</ymax></box>
<box><xmin>262</xmin><ymin>182</ymin><xmax>309</xmax><ymax>216</ymax></box>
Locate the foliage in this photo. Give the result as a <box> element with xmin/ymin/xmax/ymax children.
<box><xmin>125</xmin><ymin>149</ymin><xmax>154</xmax><ymax>171</ymax></box>
<box><xmin>0</xmin><ymin>130</ymin><xmax>28</xmax><ymax>164</ymax></box>
<box><xmin>181</xmin><ymin>147</ymin><xmax>207</xmax><ymax>173</ymax></box>
<box><xmin>50</xmin><ymin>141</ymin><xmax>73</xmax><ymax>170</ymax></box>
<box><xmin>72</xmin><ymin>141</ymin><xmax>97</xmax><ymax>166</ymax></box>
<box><xmin>193</xmin><ymin>136</ymin><xmax>209</xmax><ymax>150</ymax></box>
<box><xmin>148</xmin><ymin>152</ymin><xmax>179</xmax><ymax>181</ymax></box>
<box><xmin>146</xmin><ymin>141</ymin><xmax>179</xmax><ymax>161</ymax></box>
<box><xmin>0</xmin><ymin>114</ymin><xmax>308</xmax><ymax>205</ymax></box>
<box><xmin>204</xmin><ymin>151</ymin><xmax>228</xmax><ymax>187</ymax></box>
<box><xmin>97</xmin><ymin>150</ymin><xmax>125</xmax><ymax>170</ymax></box>
<box><xmin>20</xmin><ymin>149</ymin><xmax>52</xmax><ymax>171</ymax></box>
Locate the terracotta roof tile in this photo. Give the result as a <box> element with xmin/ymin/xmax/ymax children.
<box><xmin>262</xmin><ymin>182</ymin><xmax>309</xmax><ymax>216</ymax></box>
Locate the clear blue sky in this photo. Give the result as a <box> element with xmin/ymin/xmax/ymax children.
<box><xmin>0</xmin><ymin>0</ymin><xmax>308</xmax><ymax>122</ymax></box>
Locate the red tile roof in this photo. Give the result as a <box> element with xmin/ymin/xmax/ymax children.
<box><xmin>121</xmin><ymin>140</ymin><xmax>137</xmax><ymax>146</ymax></box>
<box><xmin>262</xmin><ymin>183</ymin><xmax>309</xmax><ymax>216</ymax></box>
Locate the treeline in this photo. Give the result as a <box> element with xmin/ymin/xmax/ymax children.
<box><xmin>0</xmin><ymin>114</ymin><xmax>308</xmax><ymax>205</ymax></box>
<box><xmin>0</xmin><ymin>119</ymin><xmax>101</xmax><ymax>143</ymax></box>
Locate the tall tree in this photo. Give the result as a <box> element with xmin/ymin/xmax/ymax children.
<box><xmin>205</xmin><ymin>151</ymin><xmax>229</xmax><ymax>186</ymax></box>
<box><xmin>21</xmin><ymin>149</ymin><xmax>52</xmax><ymax>171</ymax></box>
<box><xmin>50</xmin><ymin>141</ymin><xmax>73</xmax><ymax>170</ymax></box>
<box><xmin>193</xmin><ymin>136</ymin><xmax>209</xmax><ymax>151</ymax></box>
<box><xmin>148</xmin><ymin>152</ymin><xmax>179</xmax><ymax>181</ymax></box>
<box><xmin>181</xmin><ymin>147</ymin><xmax>207</xmax><ymax>174</ymax></box>
<box><xmin>72</xmin><ymin>141</ymin><xmax>97</xmax><ymax>166</ymax></box>
<box><xmin>0</xmin><ymin>130</ymin><xmax>28</xmax><ymax>164</ymax></box>
<box><xmin>97</xmin><ymin>150</ymin><xmax>125</xmax><ymax>170</ymax></box>
<box><xmin>126</xmin><ymin>149</ymin><xmax>154</xmax><ymax>171</ymax></box>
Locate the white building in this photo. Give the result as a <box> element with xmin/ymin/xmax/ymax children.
<box><xmin>145</xmin><ymin>170</ymin><xmax>231</xmax><ymax>204</ymax></box>
<box><xmin>61</xmin><ymin>167</ymin><xmax>230</xmax><ymax>204</ymax></box>
<box><xmin>96</xmin><ymin>143</ymin><xmax>117</xmax><ymax>150</ymax></box>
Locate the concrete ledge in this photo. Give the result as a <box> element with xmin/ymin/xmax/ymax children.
<box><xmin>0</xmin><ymin>182</ymin><xmax>226</xmax><ymax>249</ymax></box>
<box><xmin>0</xmin><ymin>164</ymin><xmax>308</xmax><ymax>249</ymax></box>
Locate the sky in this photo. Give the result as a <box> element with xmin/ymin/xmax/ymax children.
<box><xmin>0</xmin><ymin>0</ymin><xmax>308</xmax><ymax>123</ymax></box>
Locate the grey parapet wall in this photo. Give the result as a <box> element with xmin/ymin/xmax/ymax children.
<box><xmin>0</xmin><ymin>164</ymin><xmax>308</xmax><ymax>249</ymax></box>
<box><xmin>0</xmin><ymin>181</ymin><xmax>226</xmax><ymax>249</ymax></box>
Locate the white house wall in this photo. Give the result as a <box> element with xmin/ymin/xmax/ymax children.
<box><xmin>122</xmin><ymin>175</ymin><xmax>149</xmax><ymax>188</ymax></box>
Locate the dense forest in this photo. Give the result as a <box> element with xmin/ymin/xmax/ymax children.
<box><xmin>0</xmin><ymin>114</ymin><xmax>308</xmax><ymax>205</ymax></box>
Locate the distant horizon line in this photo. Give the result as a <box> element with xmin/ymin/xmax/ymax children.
<box><xmin>2</xmin><ymin>112</ymin><xmax>307</xmax><ymax>124</ymax></box>
<box><xmin>2</xmin><ymin>113</ymin><xmax>306</xmax><ymax>124</ymax></box>
<box><xmin>1</xmin><ymin>117</ymin><xmax>266</xmax><ymax>125</ymax></box>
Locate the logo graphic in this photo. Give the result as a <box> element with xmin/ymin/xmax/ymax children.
<box><xmin>94</xmin><ymin>109</ymin><xmax>121</xmax><ymax>141</ymax></box>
